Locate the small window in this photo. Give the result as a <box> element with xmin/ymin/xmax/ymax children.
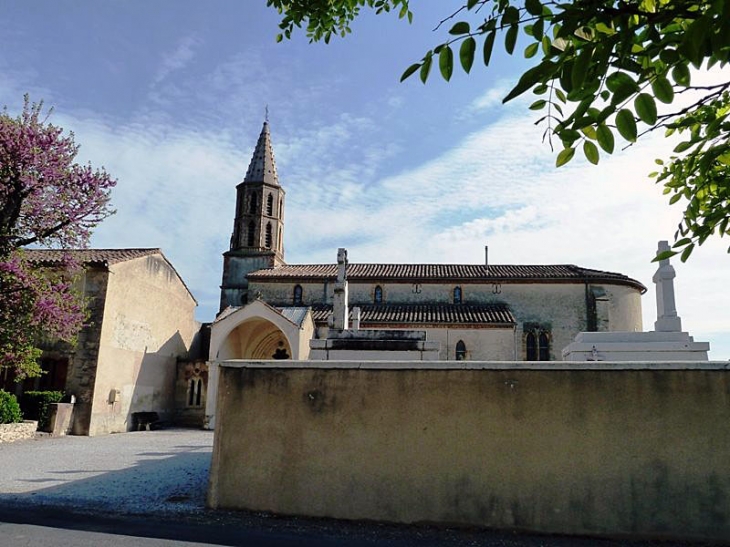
<box><xmin>453</xmin><ymin>286</ymin><xmax>462</xmax><ymax>304</ymax></box>
<box><xmin>539</xmin><ymin>332</ymin><xmax>550</xmax><ymax>361</ymax></box>
<box><xmin>293</xmin><ymin>284</ymin><xmax>303</xmax><ymax>305</ymax></box>
<box><xmin>525</xmin><ymin>332</ymin><xmax>537</xmax><ymax>361</ymax></box>
<box><xmin>525</xmin><ymin>327</ymin><xmax>551</xmax><ymax>361</ymax></box>
<box><xmin>266</xmin><ymin>193</ymin><xmax>274</xmax><ymax>216</ymax></box>
<box><xmin>265</xmin><ymin>222</ymin><xmax>272</xmax><ymax>248</ymax></box>
<box><xmin>247</xmin><ymin>221</ymin><xmax>255</xmax><ymax>247</ymax></box>
<box><xmin>374</xmin><ymin>285</ymin><xmax>383</xmax><ymax>304</ymax></box>
<box><xmin>187</xmin><ymin>378</ymin><xmax>203</xmax><ymax>407</ymax></box>
<box><xmin>249</xmin><ymin>192</ymin><xmax>258</xmax><ymax>214</ymax></box>
<box><xmin>279</xmin><ymin>198</ymin><xmax>283</xmax><ymax>216</ymax></box>
<box><xmin>455</xmin><ymin>340</ymin><xmax>467</xmax><ymax>361</ymax></box>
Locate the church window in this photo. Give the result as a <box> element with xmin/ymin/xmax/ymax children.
<box><xmin>525</xmin><ymin>332</ymin><xmax>537</xmax><ymax>361</ymax></box>
<box><xmin>187</xmin><ymin>378</ymin><xmax>203</xmax><ymax>407</ymax></box>
<box><xmin>249</xmin><ymin>192</ymin><xmax>258</xmax><ymax>214</ymax></box>
<box><xmin>279</xmin><ymin>227</ymin><xmax>283</xmax><ymax>251</ymax></box>
<box><xmin>374</xmin><ymin>285</ymin><xmax>383</xmax><ymax>304</ymax></box>
<box><xmin>266</xmin><ymin>193</ymin><xmax>273</xmax><ymax>216</ymax></box>
<box><xmin>453</xmin><ymin>286</ymin><xmax>462</xmax><ymax>304</ymax></box>
<box><xmin>539</xmin><ymin>332</ymin><xmax>550</xmax><ymax>361</ymax></box>
<box><xmin>279</xmin><ymin>198</ymin><xmax>283</xmax><ymax>216</ymax></box>
<box><xmin>247</xmin><ymin>221</ymin><xmax>255</xmax><ymax>247</ymax></box>
<box><xmin>455</xmin><ymin>340</ymin><xmax>467</xmax><ymax>361</ymax></box>
<box><xmin>265</xmin><ymin>222</ymin><xmax>272</xmax><ymax>248</ymax></box>
<box><xmin>293</xmin><ymin>284</ymin><xmax>303</xmax><ymax>305</ymax></box>
<box><xmin>524</xmin><ymin>325</ymin><xmax>551</xmax><ymax>361</ymax></box>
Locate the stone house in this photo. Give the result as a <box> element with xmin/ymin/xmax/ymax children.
<box><xmin>2</xmin><ymin>248</ymin><xmax>201</xmax><ymax>435</ymax></box>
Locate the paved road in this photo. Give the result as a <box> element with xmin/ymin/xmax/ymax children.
<box><xmin>0</xmin><ymin>430</ymin><xmax>712</xmax><ymax>546</ymax></box>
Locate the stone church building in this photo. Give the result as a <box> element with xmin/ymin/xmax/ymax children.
<box><xmin>210</xmin><ymin>122</ymin><xmax>646</xmax><ymax>366</ymax></box>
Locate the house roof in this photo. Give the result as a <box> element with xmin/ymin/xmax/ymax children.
<box><xmin>247</xmin><ymin>263</ymin><xmax>647</xmax><ymax>292</ymax></box>
<box><xmin>21</xmin><ymin>248</ymin><xmax>197</xmax><ymax>305</ymax></box>
<box><xmin>307</xmin><ymin>303</ymin><xmax>515</xmax><ymax>327</ymax></box>
<box><xmin>277</xmin><ymin>306</ymin><xmax>313</xmax><ymax>327</ymax></box>
<box><xmin>21</xmin><ymin>248</ymin><xmax>163</xmax><ymax>266</ymax></box>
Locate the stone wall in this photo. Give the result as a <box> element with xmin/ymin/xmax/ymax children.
<box><xmin>89</xmin><ymin>254</ymin><xmax>199</xmax><ymax>435</ymax></box>
<box><xmin>209</xmin><ymin>361</ymin><xmax>730</xmax><ymax>542</ymax></box>
<box><xmin>0</xmin><ymin>421</ymin><xmax>38</xmax><ymax>443</ymax></box>
<box><xmin>65</xmin><ymin>268</ymin><xmax>109</xmax><ymax>435</ymax></box>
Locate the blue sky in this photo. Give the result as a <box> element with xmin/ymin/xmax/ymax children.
<box><xmin>2</xmin><ymin>1</ymin><xmax>728</xmax><ymax>359</ymax></box>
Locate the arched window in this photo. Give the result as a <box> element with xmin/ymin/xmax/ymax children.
<box><xmin>525</xmin><ymin>332</ymin><xmax>537</xmax><ymax>361</ymax></box>
<box><xmin>188</xmin><ymin>378</ymin><xmax>203</xmax><ymax>407</ymax></box>
<box><xmin>265</xmin><ymin>222</ymin><xmax>272</xmax><ymax>248</ymax></box>
<box><xmin>278</xmin><ymin>227</ymin><xmax>283</xmax><ymax>251</ymax></box>
<box><xmin>195</xmin><ymin>379</ymin><xmax>203</xmax><ymax>406</ymax></box>
<box><xmin>266</xmin><ymin>193</ymin><xmax>273</xmax><ymax>216</ymax></box>
<box><xmin>524</xmin><ymin>326</ymin><xmax>551</xmax><ymax>361</ymax></box>
<box><xmin>249</xmin><ymin>192</ymin><xmax>258</xmax><ymax>214</ymax></box>
<box><xmin>247</xmin><ymin>221</ymin><xmax>255</xmax><ymax>247</ymax></box>
<box><xmin>539</xmin><ymin>332</ymin><xmax>550</xmax><ymax>361</ymax></box>
<box><xmin>374</xmin><ymin>285</ymin><xmax>383</xmax><ymax>304</ymax></box>
<box><xmin>453</xmin><ymin>286</ymin><xmax>462</xmax><ymax>304</ymax></box>
<box><xmin>293</xmin><ymin>284</ymin><xmax>303</xmax><ymax>305</ymax></box>
<box><xmin>279</xmin><ymin>198</ymin><xmax>283</xmax><ymax>217</ymax></box>
<box><xmin>455</xmin><ymin>340</ymin><xmax>467</xmax><ymax>361</ymax></box>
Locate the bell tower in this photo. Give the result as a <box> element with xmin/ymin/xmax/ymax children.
<box><xmin>219</xmin><ymin>120</ymin><xmax>286</xmax><ymax>311</ymax></box>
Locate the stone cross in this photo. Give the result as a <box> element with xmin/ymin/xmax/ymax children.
<box><xmin>653</xmin><ymin>240</ymin><xmax>682</xmax><ymax>332</ymax></box>
<box><xmin>332</xmin><ymin>248</ymin><xmax>349</xmax><ymax>330</ymax></box>
<box><xmin>336</xmin><ymin>247</ymin><xmax>348</xmax><ymax>283</ymax></box>
<box><xmin>352</xmin><ymin>306</ymin><xmax>361</xmax><ymax>331</ymax></box>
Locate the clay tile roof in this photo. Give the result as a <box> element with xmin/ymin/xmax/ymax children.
<box><xmin>21</xmin><ymin>248</ymin><xmax>163</xmax><ymax>266</ymax></box>
<box><xmin>307</xmin><ymin>303</ymin><xmax>515</xmax><ymax>326</ymax></box>
<box><xmin>247</xmin><ymin>263</ymin><xmax>646</xmax><ymax>292</ymax></box>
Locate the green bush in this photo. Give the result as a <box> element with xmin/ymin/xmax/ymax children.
<box><xmin>0</xmin><ymin>390</ymin><xmax>22</xmax><ymax>424</ymax></box>
<box><xmin>22</xmin><ymin>390</ymin><xmax>63</xmax><ymax>429</ymax></box>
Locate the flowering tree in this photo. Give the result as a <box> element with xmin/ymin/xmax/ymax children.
<box><xmin>0</xmin><ymin>97</ymin><xmax>115</xmax><ymax>379</ymax></box>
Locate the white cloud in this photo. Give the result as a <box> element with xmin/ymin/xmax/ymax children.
<box><xmin>283</xmin><ymin>100</ymin><xmax>729</xmax><ymax>358</ymax></box>
<box><xmin>1</xmin><ymin>51</ymin><xmax>726</xmax><ymax>358</ymax></box>
<box><xmin>465</xmin><ymin>79</ymin><xmax>513</xmax><ymax>113</ymax></box>
<box><xmin>153</xmin><ymin>35</ymin><xmax>201</xmax><ymax>85</ymax></box>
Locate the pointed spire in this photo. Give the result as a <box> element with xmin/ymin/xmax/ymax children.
<box><xmin>244</xmin><ymin>121</ymin><xmax>279</xmax><ymax>186</ymax></box>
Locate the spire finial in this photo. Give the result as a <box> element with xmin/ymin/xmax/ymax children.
<box><xmin>265</xmin><ymin>105</ymin><xmax>269</xmax><ymax>123</ymax></box>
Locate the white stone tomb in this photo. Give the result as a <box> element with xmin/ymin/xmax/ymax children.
<box><xmin>562</xmin><ymin>241</ymin><xmax>709</xmax><ymax>361</ymax></box>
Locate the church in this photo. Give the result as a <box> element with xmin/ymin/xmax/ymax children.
<box><xmin>209</xmin><ymin>121</ymin><xmax>646</xmax><ymax>365</ymax></box>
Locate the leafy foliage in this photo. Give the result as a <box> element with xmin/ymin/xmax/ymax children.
<box><xmin>266</xmin><ymin>0</ymin><xmax>412</xmax><ymax>43</ymax></box>
<box><xmin>0</xmin><ymin>251</ymin><xmax>88</xmax><ymax>379</ymax></box>
<box><xmin>0</xmin><ymin>97</ymin><xmax>114</xmax><ymax>378</ymax></box>
<box><xmin>0</xmin><ymin>389</ymin><xmax>22</xmax><ymax>424</ymax></box>
<box><xmin>21</xmin><ymin>390</ymin><xmax>63</xmax><ymax>429</ymax></box>
<box><xmin>269</xmin><ymin>0</ymin><xmax>730</xmax><ymax>261</ymax></box>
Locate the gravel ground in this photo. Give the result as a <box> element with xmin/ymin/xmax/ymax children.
<box><xmin>0</xmin><ymin>429</ymin><xmax>715</xmax><ymax>546</ymax></box>
<box><xmin>0</xmin><ymin>429</ymin><xmax>212</xmax><ymax>515</ymax></box>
